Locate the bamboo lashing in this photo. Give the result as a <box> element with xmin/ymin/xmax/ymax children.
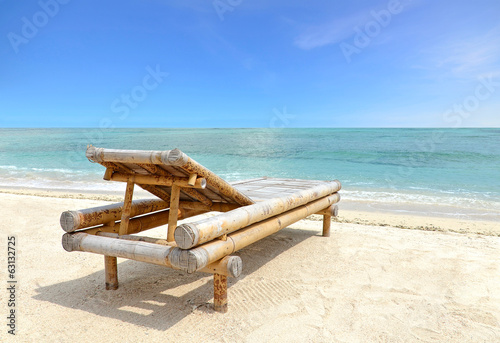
<box><xmin>169</xmin><ymin>193</ymin><xmax>339</xmax><ymax>273</ymax></box>
<box><xmin>174</xmin><ymin>181</ymin><xmax>341</xmax><ymax>249</ymax></box>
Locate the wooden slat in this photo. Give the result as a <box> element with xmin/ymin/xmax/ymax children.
<box><xmin>138</xmin><ymin>184</ymin><xmax>171</xmax><ymax>202</ymax></box>
<box><xmin>181</xmin><ymin>187</ymin><xmax>213</xmax><ymax>206</ymax></box>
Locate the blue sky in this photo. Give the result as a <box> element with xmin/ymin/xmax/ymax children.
<box><xmin>1</xmin><ymin>0</ymin><xmax>499</xmax><ymax>127</ymax></box>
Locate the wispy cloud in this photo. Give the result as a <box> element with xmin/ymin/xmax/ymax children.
<box><xmin>293</xmin><ymin>12</ymin><xmax>369</xmax><ymax>50</ymax></box>
<box><xmin>417</xmin><ymin>25</ymin><xmax>500</xmax><ymax>79</ymax></box>
<box><xmin>293</xmin><ymin>0</ymin><xmax>419</xmax><ymax>50</ymax></box>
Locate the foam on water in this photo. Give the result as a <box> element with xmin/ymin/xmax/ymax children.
<box><xmin>0</xmin><ymin>128</ymin><xmax>499</xmax><ymax>220</ymax></box>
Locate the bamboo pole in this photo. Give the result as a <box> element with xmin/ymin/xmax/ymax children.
<box><xmin>110</xmin><ymin>172</ymin><xmax>207</xmax><ymax>189</ymax></box>
<box><xmin>87</xmin><ymin>146</ymin><xmax>250</xmax><ymax>206</ymax></box>
<box><xmin>135</xmin><ymin>160</ymin><xmax>212</xmax><ymax>206</ymax></box>
<box><xmin>86</xmin><ymin>146</ymin><xmax>254</xmax><ymax>205</ymax></box>
<box><xmin>100</xmin><ymin>160</ymin><xmax>173</xmax><ymax>203</ymax></box>
<box><xmin>175</xmin><ymin>183</ymin><xmax>341</xmax><ymax>249</ymax></box>
<box><xmin>178</xmin><ymin>201</ymin><xmax>240</xmax><ymax>212</ymax></box>
<box><xmin>167</xmin><ymin>185</ymin><xmax>181</xmax><ymax>242</ymax></box>
<box><xmin>62</xmin><ymin>233</ymin><xmax>243</xmax><ymax>279</ymax></box>
<box><xmin>138</xmin><ymin>184</ymin><xmax>171</xmax><ymax>202</ymax></box>
<box><xmin>199</xmin><ymin>255</ymin><xmax>242</xmax><ymax>277</ymax></box>
<box><xmin>135</xmin><ymin>163</ymin><xmax>161</xmax><ymax>174</ymax></box>
<box><xmin>322</xmin><ymin>215</ymin><xmax>331</xmax><ymax>237</ymax></box>
<box><xmin>320</xmin><ymin>205</ymin><xmax>338</xmax><ymax>237</ymax></box>
<box><xmin>164</xmin><ymin>149</ymin><xmax>255</xmax><ymax>206</ymax></box>
<box><xmin>188</xmin><ymin>173</ymin><xmax>197</xmax><ymax>186</ymax></box>
<box><xmin>62</xmin><ymin>232</ymin><xmax>174</xmax><ymax>267</ymax></box>
<box><xmin>104</xmin><ymin>256</ymin><xmax>118</xmax><ymax>290</ymax></box>
<box><xmin>96</xmin><ymin>232</ymin><xmax>172</xmax><ymax>246</ymax></box>
<box><xmin>95</xmin><ymin>234</ymin><xmax>242</xmax><ymax>277</ymax></box>
<box><xmin>179</xmin><ymin>187</ymin><xmax>213</xmax><ymax>206</ymax></box>
<box><xmin>60</xmin><ymin>198</ymin><xmax>169</xmax><ymax>232</ymax></box>
<box><xmin>103</xmin><ymin>167</ymin><xmax>114</xmax><ymax>181</ymax></box>
<box><xmin>119</xmin><ymin>181</ymin><xmax>135</xmax><ymax>235</ymax></box>
<box><xmin>75</xmin><ymin>207</ymin><xmax>206</xmax><ymax>236</ymax></box>
<box><xmin>86</xmin><ymin>146</ymin><xmax>168</xmax><ymax>165</ymax></box>
<box><xmin>316</xmin><ymin>204</ymin><xmax>338</xmax><ymax>217</ymax></box>
<box><xmin>169</xmin><ymin>194</ymin><xmax>339</xmax><ymax>273</ymax></box>
<box><xmin>213</xmin><ymin>274</ymin><xmax>228</xmax><ymax>313</ymax></box>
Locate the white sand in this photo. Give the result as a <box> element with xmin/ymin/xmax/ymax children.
<box><xmin>0</xmin><ymin>192</ymin><xmax>499</xmax><ymax>342</ymax></box>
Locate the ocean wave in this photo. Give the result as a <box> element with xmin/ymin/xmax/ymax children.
<box><xmin>0</xmin><ymin>165</ymin><xmax>91</xmax><ymax>175</ymax></box>
<box><xmin>0</xmin><ymin>177</ymin><xmax>122</xmax><ymax>192</ymax></box>
<box><xmin>341</xmin><ymin>189</ymin><xmax>500</xmax><ymax>212</ymax></box>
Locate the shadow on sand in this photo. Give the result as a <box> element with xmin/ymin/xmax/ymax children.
<box><xmin>34</xmin><ymin>226</ymin><xmax>321</xmax><ymax>331</ymax></box>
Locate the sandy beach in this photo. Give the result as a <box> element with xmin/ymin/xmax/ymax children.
<box><xmin>3</xmin><ymin>0</ymin><xmax>499</xmax><ymax>340</ymax></box>
<box><xmin>0</xmin><ymin>189</ymin><xmax>499</xmax><ymax>342</ymax></box>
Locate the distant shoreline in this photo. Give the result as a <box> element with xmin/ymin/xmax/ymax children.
<box><xmin>2</xmin><ymin>186</ymin><xmax>497</xmax><ymax>237</ymax></box>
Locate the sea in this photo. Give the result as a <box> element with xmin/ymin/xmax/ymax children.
<box><xmin>0</xmin><ymin>128</ymin><xmax>499</xmax><ymax>221</ymax></box>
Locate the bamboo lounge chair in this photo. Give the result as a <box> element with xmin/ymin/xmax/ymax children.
<box><xmin>61</xmin><ymin>146</ymin><xmax>341</xmax><ymax>312</ymax></box>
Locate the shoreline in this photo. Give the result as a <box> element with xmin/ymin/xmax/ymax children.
<box><xmin>1</xmin><ymin>186</ymin><xmax>498</xmax><ymax>236</ymax></box>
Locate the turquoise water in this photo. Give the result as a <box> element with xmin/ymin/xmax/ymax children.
<box><xmin>0</xmin><ymin>128</ymin><xmax>499</xmax><ymax>218</ymax></box>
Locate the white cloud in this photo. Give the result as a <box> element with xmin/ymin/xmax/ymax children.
<box><xmin>293</xmin><ymin>0</ymin><xmax>420</xmax><ymax>50</ymax></box>
<box><xmin>419</xmin><ymin>25</ymin><xmax>500</xmax><ymax>79</ymax></box>
<box><xmin>293</xmin><ymin>12</ymin><xmax>369</xmax><ymax>50</ymax></box>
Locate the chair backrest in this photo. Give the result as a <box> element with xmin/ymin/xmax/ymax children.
<box><xmin>86</xmin><ymin>146</ymin><xmax>255</xmax><ymax>207</ymax></box>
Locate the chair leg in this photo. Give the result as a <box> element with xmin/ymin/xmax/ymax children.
<box><xmin>213</xmin><ymin>273</ymin><xmax>228</xmax><ymax>313</ymax></box>
<box><xmin>322</xmin><ymin>214</ymin><xmax>331</xmax><ymax>237</ymax></box>
<box><xmin>104</xmin><ymin>256</ymin><xmax>118</xmax><ymax>290</ymax></box>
